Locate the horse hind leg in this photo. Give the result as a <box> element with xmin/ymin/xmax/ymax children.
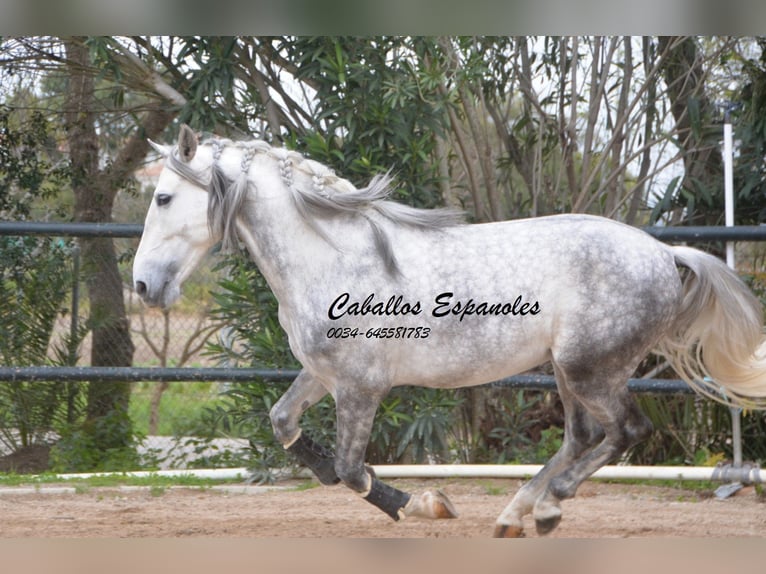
<box><xmin>270</xmin><ymin>370</ymin><xmax>339</xmax><ymax>485</ymax></box>
<box><xmin>494</xmin><ymin>372</ymin><xmax>605</xmax><ymax>538</ymax></box>
<box><xmin>533</xmin><ymin>389</ymin><xmax>612</xmax><ymax>536</ymax></box>
<box><xmin>333</xmin><ymin>386</ymin><xmax>458</xmax><ymax>521</ymax></box>
<box><xmin>531</xmin><ymin>380</ymin><xmax>652</xmax><ymax>536</ymax></box>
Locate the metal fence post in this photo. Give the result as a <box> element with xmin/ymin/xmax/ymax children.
<box><xmin>715</xmin><ymin>105</ymin><xmax>745</xmax><ymax>498</ymax></box>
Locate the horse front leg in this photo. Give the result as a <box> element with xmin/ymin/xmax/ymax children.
<box><xmin>270</xmin><ymin>370</ymin><xmax>339</xmax><ymax>485</ymax></box>
<box><xmin>334</xmin><ymin>386</ymin><xmax>458</xmax><ymax>521</ymax></box>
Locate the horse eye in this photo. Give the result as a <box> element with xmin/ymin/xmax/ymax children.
<box><xmin>155</xmin><ymin>194</ymin><xmax>172</xmax><ymax>207</ymax></box>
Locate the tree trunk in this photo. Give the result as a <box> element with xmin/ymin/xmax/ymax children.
<box><xmin>626</xmin><ymin>37</ymin><xmax>659</xmax><ymax>225</ymax></box>
<box><xmin>658</xmin><ymin>36</ymin><xmax>724</xmax><ymax>225</ymax></box>
<box><xmin>62</xmin><ymin>37</ymin><xmax>177</xmax><ymax>459</ymax></box>
<box><xmin>63</xmin><ymin>38</ymin><xmax>134</xmax><ymax>454</ymax></box>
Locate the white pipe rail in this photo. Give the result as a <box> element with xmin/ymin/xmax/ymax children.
<box><xmin>46</xmin><ymin>463</ymin><xmax>765</xmax><ymax>485</ymax></box>
<box><xmin>372</xmin><ymin>464</ymin><xmax>765</xmax><ymax>483</ymax></box>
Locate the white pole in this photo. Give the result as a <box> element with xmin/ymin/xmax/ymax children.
<box><xmin>724</xmin><ymin>118</ymin><xmax>735</xmax><ymax>268</ymax></box>
<box><xmin>371</xmin><ymin>464</ymin><xmax>766</xmax><ymax>483</ymax></box>
<box><xmin>722</xmin><ymin>110</ymin><xmax>744</xmax><ymax>470</ymax></box>
<box><xmin>35</xmin><ymin>464</ymin><xmax>766</xmax><ymax>484</ymax></box>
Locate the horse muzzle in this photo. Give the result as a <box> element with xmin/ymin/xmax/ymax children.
<box><xmin>132</xmin><ymin>270</ymin><xmax>180</xmax><ymax>309</ymax></box>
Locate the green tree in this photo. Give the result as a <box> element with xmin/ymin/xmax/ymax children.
<box><xmin>1</xmin><ymin>37</ymin><xmax>185</xmax><ymax>467</ymax></box>
<box><xmin>0</xmin><ymin>106</ymin><xmax>81</xmax><ymax>456</ymax></box>
<box><xmin>655</xmin><ymin>36</ymin><xmax>727</xmax><ymax>225</ymax></box>
<box><xmin>59</xmin><ymin>38</ymin><xmax>179</xmax><ymax>464</ymax></box>
<box><xmin>5</xmin><ymin>36</ymin><xmax>766</xmax><ymax>469</ymax></box>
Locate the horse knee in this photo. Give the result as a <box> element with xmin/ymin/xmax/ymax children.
<box><xmin>269</xmin><ymin>403</ymin><xmax>297</xmax><ymax>446</ymax></box>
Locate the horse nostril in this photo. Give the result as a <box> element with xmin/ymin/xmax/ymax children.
<box><xmin>135</xmin><ymin>281</ymin><xmax>147</xmax><ymax>297</ymax></box>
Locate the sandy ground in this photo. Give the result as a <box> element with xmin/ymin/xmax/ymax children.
<box><xmin>1</xmin><ymin>478</ymin><xmax>764</xmax><ymax>538</ymax></box>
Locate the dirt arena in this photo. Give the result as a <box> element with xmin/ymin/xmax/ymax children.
<box><xmin>1</xmin><ymin>478</ymin><xmax>764</xmax><ymax>537</ymax></box>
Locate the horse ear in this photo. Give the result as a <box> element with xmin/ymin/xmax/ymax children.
<box><xmin>177</xmin><ymin>124</ymin><xmax>198</xmax><ymax>162</ymax></box>
<box><xmin>148</xmin><ymin>139</ymin><xmax>170</xmax><ymax>157</ymax></box>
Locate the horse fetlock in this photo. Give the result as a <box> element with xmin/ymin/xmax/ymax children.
<box><xmin>403</xmin><ymin>489</ymin><xmax>459</xmax><ymax>519</ymax></box>
<box><xmin>313</xmin><ymin>459</ymin><xmax>341</xmax><ymax>485</ymax></box>
<box><xmin>547</xmin><ymin>473</ymin><xmax>578</xmax><ymax>501</ymax></box>
<box><xmin>335</xmin><ymin>462</ymin><xmax>371</xmax><ymax>493</ymax></box>
<box><xmin>495</xmin><ymin>490</ymin><xmax>536</xmax><ymax>537</ymax></box>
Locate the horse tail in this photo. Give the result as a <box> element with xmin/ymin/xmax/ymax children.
<box><xmin>655</xmin><ymin>245</ymin><xmax>766</xmax><ymax>409</ymax></box>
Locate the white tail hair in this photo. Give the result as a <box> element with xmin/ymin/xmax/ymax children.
<box><xmin>656</xmin><ymin>245</ymin><xmax>766</xmax><ymax>409</ymax></box>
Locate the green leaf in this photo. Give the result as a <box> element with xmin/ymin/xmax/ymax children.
<box><xmin>649</xmin><ymin>175</ymin><xmax>680</xmax><ymax>224</ymax></box>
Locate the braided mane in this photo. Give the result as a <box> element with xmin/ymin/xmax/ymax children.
<box><xmin>164</xmin><ymin>138</ymin><xmax>464</xmax><ymax>275</ymax></box>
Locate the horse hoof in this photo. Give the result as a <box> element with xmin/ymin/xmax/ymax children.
<box><xmin>535</xmin><ymin>514</ymin><xmax>561</xmax><ymax>536</ymax></box>
<box><xmin>430</xmin><ymin>489</ymin><xmax>459</xmax><ymax>519</ymax></box>
<box><xmin>493</xmin><ymin>524</ymin><xmax>525</xmax><ymax>538</ymax></box>
<box><xmin>405</xmin><ymin>489</ymin><xmax>459</xmax><ymax>519</ymax></box>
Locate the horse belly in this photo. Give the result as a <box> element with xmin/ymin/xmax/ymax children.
<box><xmin>286</xmin><ymin>295</ymin><xmax>553</xmax><ymax>392</ymax></box>
<box><xmin>392</xmin><ymin>315</ymin><xmax>553</xmax><ymax>389</ymax></box>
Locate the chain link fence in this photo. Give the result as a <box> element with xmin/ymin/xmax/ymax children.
<box><xmin>0</xmin><ymin>223</ymin><xmax>252</xmax><ymax>472</ymax></box>
<box><xmin>119</xmin><ymin>234</ymin><xmax>234</xmax><ymax>470</ymax></box>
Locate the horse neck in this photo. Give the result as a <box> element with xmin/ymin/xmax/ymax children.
<box><xmin>233</xmin><ymin>168</ymin><xmax>335</xmax><ymax>299</ymax></box>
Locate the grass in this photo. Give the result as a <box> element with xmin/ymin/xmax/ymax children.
<box><xmin>480</xmin><ymin>481</ymin><xmax>508</xmax><ymax>496</ymax></box>
<box><xmin>0</xmin><ymin>471</ymin><xmax>239</xmax><ymax>489</ymax></box>
<box><xmin>150</xmin><ymin>485</ymin><xmax>167</xmax><ymax>497</ymax></box>
<box><xmin>292</xmin><ymin>480</ymin><xmax>321</xmax><ymax>492</ymax></box>
<box><xmin>128</xmin><ymin>381</ymin><xmax>234</xmax><ymax>437</ymax></box>
<box><xmin>592</xmin><ymin>477</ymin><xmax>719</xmax><ymax>492</ymax></box>
<box><xmin>0</xmin><ymin>470</ymin><xmax>323</xmax><ymax>498</ymax></box>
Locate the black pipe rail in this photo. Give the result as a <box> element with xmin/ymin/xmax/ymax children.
<box><xmin>643</xmin><ymin>225</ymin><xmax>766</xmax><ymax>242</ymax></box>
<box><xmin>0</xmin><ymin>221</ymin><xmax>143</xmax><ymax>238</ymax></box>
<box><xmin>0</xmin><ymin>366</ymin><xmax>694</xmax><ymax>395</ymax></box>
<box><xmin>3</xmin><ymin>221</ymin><xmax>766</xmax><ymax>242</ymax></box>
<box><xmin>0</xmin><ymin>366</ymin><xmax>298</xmax><ymax>382</ymax></box>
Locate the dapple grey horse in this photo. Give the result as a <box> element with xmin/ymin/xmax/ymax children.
<box><xmin>133</xmin><ymin>126</ymin><xmax>766</xmax><ymax>537</ymax></box>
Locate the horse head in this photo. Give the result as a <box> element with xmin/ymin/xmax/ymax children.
<box><xmin>133</xmin><ymin>125</ymin><xmax>218</xmax><ymax>308</ymax></box>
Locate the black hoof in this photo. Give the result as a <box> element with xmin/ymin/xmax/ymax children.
<box><xmin>535</xmin><ymin>514</ymin><xmax>562</xmax><ymax>536</ymax></box>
